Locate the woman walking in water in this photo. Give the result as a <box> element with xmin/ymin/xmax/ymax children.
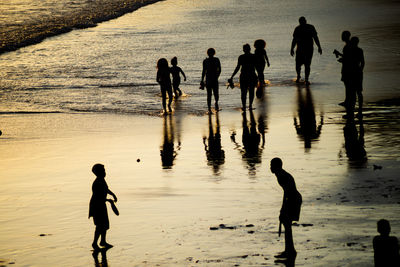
<box><xmin>157</xmin><ymin>58</ymin><xmax>173</xmax><ymax>113</ymax></box>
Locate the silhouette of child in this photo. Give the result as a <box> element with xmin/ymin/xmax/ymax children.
<box><xmin>373</xmin><ymin>219</ymin><xmax>400</xmax><ymax>267</ymax></box>
<box><xmin>254</xmin><ymin>39</ymin><xmax>270</xmax><ymax>86</ymax></box>
<box><xmin>270</xmin><ymin>157</ymin><xmax>302</xmax><ymax>259</ymax></box>
<box><xmin>170</xmin><ymin>57</ymin><xmax>186</xmax><ymax>98</ymax></box>
<box><xmin>89</xmin><ymin>164</ymin><xmax>118</xmax><ymax>250</ymax></box>
<box><xmin>157</xmin><ymin>58</ymin><xmax>173</xmax><ymax>113</ymax></box>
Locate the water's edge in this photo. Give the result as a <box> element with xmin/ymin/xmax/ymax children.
<box><xmin>0</xmin><ymin>0</ymin><xmax>162</xmax><ymax>55</ymax></box>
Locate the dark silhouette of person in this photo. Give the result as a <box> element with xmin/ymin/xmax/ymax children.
<box><xmin>89</xmin><ymin>164</ymin><xmax>118</xmax><ymax>250</ymax></box>
<box><xmin>294</xmin><ymin>87</ymin><xmax>323</xmax><ymax>150</ymax></box>
<box><xmin>160</xmin><ymin>114</ymin><xmax>179</xmax><ymax>169</ymax></box>
<box><xmin>343</xmin><ymin>115</ymin><xmax>367</xmax><ymax>165</ymax></box>
<box><xmin>270</xmin><ymin>158</ymin><xmax>302</xmax><ymax>260</ymax></box>
<box><xmin>334</xmin><ymin>31</ymin><xmax>351</xmax><ymax>107</ymax></box>
<box><xmin>92</xmin><ymin>247</ymin><xmax>110</xmax><ymax>267</ymax></box>
<box><xmin>373</xmin><ymin>219</ymin><xmax>400</xmax><ymax>267</ymax></box>
<box><xmin>201</xmin><ymin>48</ymin><xmax>221</xmax><ymax>112</ymax></box>
<box><xmin>254</xmin><ymin>39</ymin><xmax>270</xmax><ymax>86</ymax></box>
<box><xmin>203</xmin><ymin>113</ymin><xmax>225</xmax><ymax>175</ymax></box>
<box><xmin>156</xmin><ymin>58</ymin><xmax>173</xmax><ymax>113</ymax></box>
<box><xmin>231</xmin><ymin>110</ymin><xmax>263</xmax><ymax>176</ymax></box>
<box><xmin>345</xmin><ymin>36</ymin><xmax>364</xmax><ymax>118</ymax></box>
<box><xmin>230</xmin><ymin>44</ymin><xmax>258</xmax><ymax>111</ymax></box>
<box><xmin>290</xmin><ymin>16</ymin><xmax>322</xmax><ymax>86</ymax></box>
<box><xmin>170</xmin><ymin>57</ymin><xmax>186</xmax><ymax>98</ymax></box>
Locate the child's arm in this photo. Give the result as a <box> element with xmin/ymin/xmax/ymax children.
<box><xmin>180</xmin><ymin>67</ymin><xmax>187</xmax><ymax>81</ymax></box>
<box><xmin>265</xmin><ymin>51</ymin><xmax>270</xmax><ymax>67</ymax></box>
<box><xmin>108</xmin><ymin>189</ymin><xmax>118</xmax><ymax>202</ymax></box>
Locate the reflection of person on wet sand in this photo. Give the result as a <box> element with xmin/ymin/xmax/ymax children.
<box><xmin>89</xmin><ymin>164</ymin><xmax>118</xmax><ymax>250</ymax></box>
<box><xmin>294</xmin><ymin>87</ymin><xmax>323</xmax><ymax>150</ymax></box>
<box><xmin>170</xmin><ymin>57</ymin><xmax>186</xmax><ymax>98</ymax></box>
<box><xmin>290</xmin><ymin>16</ymin><xmax>322</xmax><ymax>86</ymax></box>
<box><xmin>373</xmin><ymin>219</ymin><xmax>400</xmax><ymax>267</ymax></box>
<box><xmin>156</xmin><ymin>58</ymin><xmax>173</xmax><ymax>113</ymax></box>
<box><xmin>229</xmin><ymin>44</ymin><xmax>258</xmax><ymax>111</ymax></box>
<box><xmin>92</xmin><ymin>247</ymin><xmax>109</xmax><ymax>267</ymax></box>
<box><xmin>160</xmin><ymin>114</ymin><xmax>179</xmax><ymax>169</ymax></box>
<box><xmin>231</xmin><ymin>110</ymin><xmax>263</xmax><ymax>175</ymax></box>
<box><xmin>254</xmin><ymin>39</ymin><xmax>270</xmax><ymax>86</ymax></box>
<box><xmin>201</xmin><ymin>48</ymin><xmax>221</xmax><ymax>112</ymax></box>
<box><xmin>203</xmin><ymin>113</ymin><xmax>225</xmax><ymax>174</ymax></box>
<box><xmin>343</xmin><ymin>116</ymin><xmax>366</xmax><ymax>163</ymax></box>
<box><xmin>270</xmin><ymin>158</ymin><xmax>302</xmax><ymax>261</ymax></box>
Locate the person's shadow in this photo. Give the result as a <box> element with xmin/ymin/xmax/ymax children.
<box><xmin>92</xmin><ymin>247</ymin><xmax>110</xmax><ymax>267</ymax></box>
<box><xmin>343</xmin><ymin>114</ymin><xmax>367</xmax><ymax>166</ymax></box>
<box><xmin>203</xmin><ymin>113</ymin><xmax>225</xmax><ymax>175</ymax></box>
<box><xmin>231</xmin><ymin>110</ymin><xmax>263</xmax><ymax>176</ymax></box>
<box><xmin>160</xmin><ymin>114</ymin><xmax>180</xmax><ymax>169</ymax></box>
<box><xmin>293</xmin><ymin>86</ymin><xmax>323</xmax><ymax>151</ymax></box>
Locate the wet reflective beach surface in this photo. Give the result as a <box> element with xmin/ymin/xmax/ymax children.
<box><xmin>0</xmin><ymin>0</ymin><xmax>400</xmax><ymax>266</ymax></box>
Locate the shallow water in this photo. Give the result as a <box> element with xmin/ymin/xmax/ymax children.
<box><xmin>1</xmin><ymin>0</ymin><xmax>399</xmax><ymax>115</ymax></box>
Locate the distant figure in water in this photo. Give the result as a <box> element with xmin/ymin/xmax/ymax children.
<box><xmin>373</xmin><ymin>219</ymin><xmax>400</xmax><ymax>267</ymax></box>
<box><xmin>157</xmin><ymin>58</ymin><xmax>173</xmax><ymax>113</ymax></box>
<box><xmin>201</xmin><ymin>48</ymin><xmax>221</xmax><ymax>112</ymax></box>
<box><xmin>270</xmin><ymin>158</ymin><xmax>302</xmax><ymax>260</ymax></box>
<box><xmin>345</xmin><ymin>36</ymin><xmax>365</xmax><ymax>118</ymax></box>
<box><xmin>254</xmin><ymin>39</ymin><xmax>270</xmax><ymax>86</ymax></box>
<box><xmin>334</xmin><ymin>30</ymin><xmax>351</xmax><ymax>107</ymax></box>
<box><xmin>290</xmin><ymin>16</ymin><xmax>322</xmax><ymax>86</ymax></box>
<box><xmin>170</xmin><ymin>57</ymin><xmax>186</xmax><ymax>98</ymax></box>
<box><xmin>230</xmin><ymin>44</ymin><xmax>258</xmax><ymax>111</ymax></box>
<box><xmin>89</xmin><ymin>164</ymin><xmax>118</xmax><ymax>250</ymax></box>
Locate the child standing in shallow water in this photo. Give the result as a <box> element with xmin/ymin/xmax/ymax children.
<box><xmin>254</xmin><ymin>39</ymin><xmax>270</xmax><ymax>86</ymax></box>
<box><xmin>157</xmin><ymin>58</ymin><xmax>173</xmax><ymax>113</ymax></box>
<box><xmin>89</xmin><ymin>164</ymin><xmax>118</xmax><ymax>250</ymax></box>
<box><xmin>170</xmin><ymin>57</ymin><xmax>186</xmax><ymax>98</ymax></box>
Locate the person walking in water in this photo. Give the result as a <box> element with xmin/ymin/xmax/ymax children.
<box><xmin>170</xmin><ymin>57</ymin><xmax>186</xmax><ymax>98</ymax></box>
<box><xmin>254</xmin><ymin>39</ymin><xmax>270</xmax><ymax>86</ymax></box>
<box><xmin>201</xmin><ymin>48</ymin><xmax>221</xmax><ymax>112</ymax></box>
<box><xmin>89</xmin><ymin>164</ymin><xmax>118</xmax><ymax>250</ymax></box>
<box><xmin>157</xmin><ymin>58</ymin><xmax>173</xmax><ymax>113</ymax></box>
<box><xmin>229</xmin><ymin>44</ymin><xmax>258</xmax><ymax>111</ymax></box>
<box><xmin>290</xmin><ymin>16</ymin><xmax>322</xmax><ymax>86</ymax></box>
<box><xmin>270</xmin><ymin>158</ymin><xmax>302</xmax><ymax>259</ymax></box>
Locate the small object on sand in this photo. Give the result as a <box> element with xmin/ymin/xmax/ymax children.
<box><xmin>245</xmin><ymin>224</ymin><xmax>254</xmax><ymax>228</ymax></box>
<box><xmin>137</xmin><ymin>158</ymin><xmax>140</xmax><ymax>162</ymax></box>
<box><xmin>373</xmin><ymin>164</ymin><xmax>382</xmax><ymax>170</ymax></box>
<box><xmin>210</xmin><ymin>227</ymin><xmax>219</xmax><ymax>231</ymax></box>
<box><xmin>248</xmin><ymin>230</ymin><xmax>255</xmax><ymax>234</ymax></box>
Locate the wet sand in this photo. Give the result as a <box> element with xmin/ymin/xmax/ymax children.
<box><xmin>0</xmin><ymin>96</ymin><xmax>399</xmax><ymax>266</ymax></box>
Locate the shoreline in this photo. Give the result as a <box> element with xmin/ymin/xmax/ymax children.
<box><xmin>0</xmin><ymin>0</ymin><xmax>162</xmax><ymax>55</ymax></box>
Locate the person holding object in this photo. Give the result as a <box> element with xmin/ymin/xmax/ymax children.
<box><xmin>89</xmin><ymin>164</ymin><xmax>118</xmax><ymax>250</ymax></box>
<box><xmin>270</xmin><ymin>157</ymin><xmax>302</xmax><ymax>259</ymax></box>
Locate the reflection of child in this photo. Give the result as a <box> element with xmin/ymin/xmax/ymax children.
<box><xmin>89</xmin><ymin>164</ymin><xmax>118</xmax><ymax>250</ymax></box>
<box><xmin>254</xmin><ymin>39</ymin><xmax>270</xmax><ymax>86</ymax></box>
<box><xmin>157</xmin><ymin>58</ymin><xmax>173</xmax><ymax>113</ymax></box>
<box><xmin>373</xmin><ymin>219</ymin><xmax>400</xmax><ymax>267</ymax></box>
<box><xmin>170</xmin><ymin>57</ymin><xmax>186</xmax><ymax>98</ymax></box>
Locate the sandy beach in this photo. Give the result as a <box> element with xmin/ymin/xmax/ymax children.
<box><xmin>1</xmin><ymin>0</ymin><xmax>400</xmax><ymax>266</ymax></box>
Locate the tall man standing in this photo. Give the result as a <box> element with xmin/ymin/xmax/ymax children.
<box><xmin>290</xmin><ymin>16</ymin><xmax>322</xmax><ymax>86</ymax></box>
